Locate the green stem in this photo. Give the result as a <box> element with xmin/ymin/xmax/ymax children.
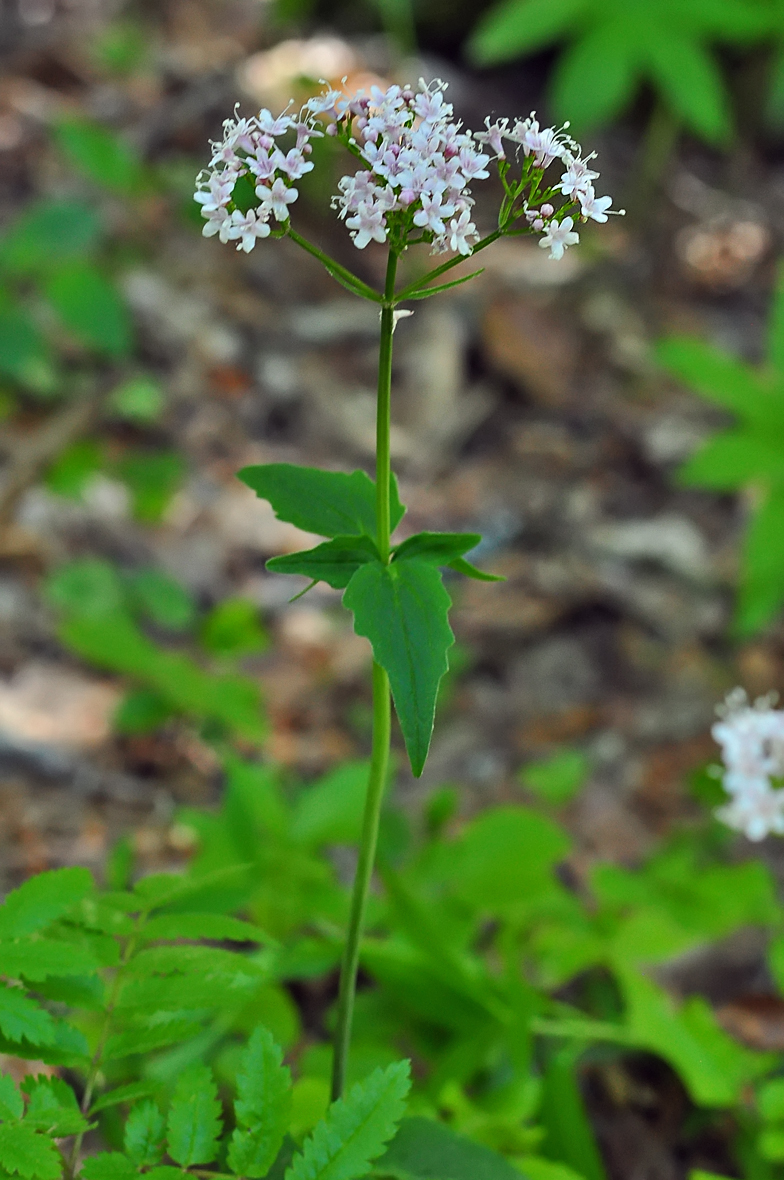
<box><xmin>287</xmin><ymin>227</ymin><xmax>383</xmax><ymax>303</ymax></box>
<box><xmin>396</xmin><ymin>229</ymin><xmax>502</xmax><ymax>300</ymax></box>
<box><xmin>330</xmin><ymin>249</ymin><xmax>398</xmax><ymax>1103</ymax></box>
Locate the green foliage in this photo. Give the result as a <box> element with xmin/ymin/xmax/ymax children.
<box><xmin>658</xmin><ymin>267</ymin><xmax>784</xmax><ymax>635</ymax></box>
<box><xmin>200</xmin><ymin>598</ymin><xmax>268</xmax><ymax>658</ymax></box>
<box><xmin>46</xmin><ymin>262</ymin><xmax>133</xmax><ymax>357</ymax></box>
<box><xmin>286</xmin><ymin>1061</ymin><xmax>410</xmax><ymax>1180</ymax></box>
<box><xmin>47</xmin><ymin>559</ymin><xmax>266</xmax><ymax>742</ymax></box>
<box><xmin>109</xmin><ymin>375</ymin><xmax>166</xmax><ymax>423</ymax></box>
<box><xmin>228</xmin><ymin>1026</ymin><xmax>292</xmax><ymax>1176</ymax></box>
<box><xmin>166</xmin><ymin>1065</ymin><xmax>222</xmax><ymax>1166</ymax></box>
<box><xmin>345</xmin><ymin>558</ymin><xmax>454</xmax><ymax>776</ymax></box>
<box><xmin>376</xmin><ymin>1116</ymin><xmax>523</xmax><ymax>1180</ymax></box>
<box><xmin>518</xmin><ymin>750</ymin><xmax>590</xmax><ymax>806</ymax></box>
<box><xmin>55</xmin><ymin>119</ymin><xmax>145</xmax><ymax>195</ymax></box>
<box><xmin>467</xmin><ymin>0</ymin><xmax>767</xmax><ymax>141</ymax></box>
<box><xmin>117</xmin><ymin>450</ymin><xmax>185</xmax><ymax>522</ymax></box>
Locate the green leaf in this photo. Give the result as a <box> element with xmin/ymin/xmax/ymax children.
<box><xmin>116</xmin><ymin>450</ymin><xmax>184</xmax><ymax>522</ymax></box>
<box><xmin>166</xmin><ymin>1063</ymin><xmax>222</xmax><ymax>1166</ymax></box>
<box><xmin>46</xmin><ymin>440</ymin><xmax>103</xmax><ymax>499</ymax></box>
<box><xmin>645</xmin><ymin>32</ymin><xmax>730</xmax><ymax>143</ymax></box>
<box><xmin>735</xmin><ymin>486</ymin><xmax>784</xmax><ymax>636</ymax></box>
<box><xmin>55</xmin><ymin>118</ymin><xmax>144</xmax><ymax>194</ymax></box>
<box><xmin>759</xmin><ymin>1078</ymin><xmax>784</xmax><ymax>1123</ymax></box>
<box><xmin>46</xmin><ymin>559</ymin><xmax>125</xmax><ymax>619</ymax></box>
<box><xmin>200</xmin><ymin>598</ymin><xmax>268</xmax><ymax>657</ymax></box>
<box><xmin>89</xmin><ymin>1081</ymin><xmax>158</xmax><ymax>1115</ymax></box>
<box><xmin>124</xmin><ymin>1098</ymin><xmax>166</xmax><ymax>1166</ymax></box>
<box><xmin>22</xmin><ymin>1076</ymin><xmax>88</xmax><ymax>1136</ymax></box>
<box><xmin>447</xmin><ymin>806</ymin><xmax>570</xmax><ymax>910</ymax></box>
<box><xmin>116</xmin><ymin>972</ymin><xmax>257</xmax><ymax>1013</ymax></box>
<box><xmin>0</xmin><ymin>199</ymin><xmax>100</xmax><ymax>275</ymax></box>
<box><xmin>46</xmin><ymin>263</ymin><xmax>132</xmax><ymax>357</ymax></box>
<box><xmin>0</xmin><ymin>1125</ymin><xmax>61</xmax><ymax>1180</ymax></box>
<box><xmin>238</xmin><ymin>464</ymin><xmax>405</xmax><ymax>541</ymax></box>
<box><xmin>447</xmin><ymin>556</ymin><xmax>505</xmax><ymax>582</ymax></box>
<box><xmin>129</xmin><ymin>944</ymin><xmax>265</xmax><ymax>978</ymax></box>
<box><xmin>0</xmin><ymin>308</ymin><xmax>55</xmax><ymax>396</ymax></box>
<box><xmin>0</xmin><ymin>1017</ymin><xmax>88</xmax><ymax>1067</ymax></box>
<box><xmin>269</xmin><ymin>535</ymin><xmax>380</xmax><ymax>589</ymax></box>
<box><xmin>0</xmin><ymin>986</ymin><xmax>55</xmax><ymax>1046</ymax></box>
<box><xmin>127</xmin><ymin>569</ymin><xmax>195</xmax><ymax>631</ymax></box>
<box><xmin>0</xmin><ymin>1075</ymin><xmax>22</xmax><ymax>1121</ymax></box>
<box><xmin>0</xmin><ymin>867</ymin><xmax>93</xmax><ymax>938</ymax></box>
<box><xmin>539</xmin><ymin>1047</ymin><xmax>607</xmax><ymax>1180</ymax></box>
<box><xmin>1</xmin><ymin>939</ymin><xmax>98</xmax><ymax>981</ymax></box>
<box><xmin>468</xmin><ymin>0</ymin><xmax>585</xmax><ymax>64</ymax></box>
<box><xmin>108</xmin><ymin>374</ymin><xmax>166</xmax><ymax>422</ymax></box>
<box><xmin>140</xmin><ymin>912</ymin><xmax>267</xmax><ymax>944</ymax></box>
<box><xmin>114</xmin><ymin>689</ymin><xmax>174</xmax><ymax>734</ymax></box>
<box><xmin>80</xmin><ymin>1154</ymin><xmax>138</xmax><ymax>1180</ymax></box>
<box><xmin>770</xmin><ymin>262</ymin><xmax>784</xmax><ymax>375</ymax></box>
<box><xmin>291</xmin><ymin>762</ymin><xmax>371</xmax><ymax>847</ymax></box>
<box><xmin>285</xmin><ymin>1061</ymin><xmax>411</xmax><ymax>1180</ymax></box>
<box><xmin>392</xmin><ymin>532</ymin><xmax>481</xmax><ymax>566</ymax></box>
<box><xmin>678</xmin><ymin>431</ymin><xmax>784</xmax><ymax>489</ymax></box>
<box><xmin>344</xmin><ymin>559</ymin><xmax>454</xmax><ymax>777</ymax></box>
<box><xmin>551</xmin><ymin>21</ymin><xmax>639</xmax><ymax>132</ymax></box>
<box><xmin>375</xmin><ymin>1116</ymin><xmax>523</xmax><ymax>1180</ymax></box>
<box><xmin>228</xmin><ymin>1026</ymin><xmax>292</xmax><ymax>1179</ymax></box>
<box><xmin>105</xmin><ymin>1020</ymin><xmax>201</xmax><ymax>1061</ymax></box>
<box><xmin>519</xmin><ymin>749</ymin><xmax>590</xmax><ymax>805</ymax></box>
<box><xmin>656</xmin><ymin>336</ymin><xmax>782</xmax><ymax>425</ymax></box>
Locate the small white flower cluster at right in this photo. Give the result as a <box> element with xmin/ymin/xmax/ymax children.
<box><xmin>712</xmin><ymin>688</ymin><xmax>784</xmax><ymax>841</ymax></box>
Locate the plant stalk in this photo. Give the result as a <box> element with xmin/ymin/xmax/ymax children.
<box><xmin>330</xmin><ymin>249</ymin><xmax>398</xmax><ymax>1102</ymax></box>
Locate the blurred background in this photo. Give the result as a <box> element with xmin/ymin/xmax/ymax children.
<box><xmin>1</xmin><ymin>0</ymin><xmax>784</xmax><ymax>891</ymax></box>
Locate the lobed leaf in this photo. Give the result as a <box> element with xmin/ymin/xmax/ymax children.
<box><xmin>238</xmin><ymin>464</ymin><xmax>405</xmax><ymax>541</ymax></box>
<box><xmin>285</xmin><ymin>1061</ymin><xmax>410</xmax><ymax>1180</ymax></box>
<box><xmin>268</xmin><ymin>535</ymin><xmax>380</xmax><ymax>590</ymax></box>
<box><xmin>0</xmin><ymin>867</ymin><xmax>93</xmax><ymax>939</ymax></box>
<box><xmin>166</xmin><ymin>1063</ymin><xmax>222</xmax><ymax>1166</ymax></box>
<box><xmin>392</xmin><ymin>532</ymin><xmax>481</xmax><ymax>566</ymax></box>
<box><xmin>105</xmin><ymin>1020</ymin><xmax>202</xmax><ymax>1061</ymax></box>
<box><xmin>0</xmin><ymin>986</ymin><xmax>55</xmax><ymax>1047</ymax></box>
<box><xmin>344</xmin><ymin>559</ymin><xmax>453</xmax><ymax>777</ymax></box>
<box><xmin>140</xmin><ymin>912</ymin><xmax>268</xmax><ymax>944</ymax></box>
<box><xmin>22</xmin><ymin>1077</ymin><xmax>88</xmax><ymax>1136</ymax></box>
<box><xmin>1</xmin><ymin>938</ymin><xmax>99</xmax><ymax>981</ymax></box>
<box><xmin>0</xmin><ymin>1124</ymin><xmax>61</xmax><ymax>1180</ymax></box>
<box><xmin>124</xmin><ymin>1099</ymin><xmax>166</xmax><ymax>1167</ymax></box>
<box><xmin>0</xmin><ymin>1075</ymin><xmax>22</xmax><ymax>1121</ymax></box>
<box><xmin>228</xmin><ymin>1026</ymin><xmax>292</xmax><ymax>1179</ymax></box>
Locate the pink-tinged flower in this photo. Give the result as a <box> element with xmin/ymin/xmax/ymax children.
<box><xmin>225</xmin><ymin>208</ymin><xmax>271</xmax><ymax>252</ymax></box>
<box><xmin>248</xmin><ymin>149</ymin><xmax>276</xmax><ymax>182</ymax></box>
<box><xmin>194</xmin><ymin>173</ymin><xmax>235</xmax><ymax>215</ymax></box>
<box><xmin>305</xmin><ymin>89</ymin><xmax>346</xmax><ymax>120</ymax></box>
<box><xmin>522</xmin><ymin>118</ymin><xmax>570</xmax><ymax>167</ymax></box>
<box><xmin>558</xmin><ymin>153</ymin><xmax>600</xmax><ymax>199</ymax></box>
<box><xmin>345</xmin><ymin>202</ymin><xmax>388</xmax><ymax>248</ymax></box>
<box><xmin>258</xmin><ymin>177</ymin><xmax>299</xmax><ymax>221</ymax></box>
<box><xmin>539</xmin><ymin>216</ymin><xmax>579</xmax><ymax>260</ymax></box>
<box><xmin>413</xmin><ymin>83</ymin><xmax>451</xmax><ymax>124</ymax></box>
<box><xmin>458</xmin><ymin>145</ymin><xmax>490</xmax><ymax>180</ymax></box>
<box><xmin>258</xmin><ymin>109</ymin><xmax>294</xmax><ymax>137</ymax></box>
<box><xmin>578</xmin><ymin>187</ymin><xmax>614</xmax><ymax>223</ymax></box>
<box><xmin>413</xmin><ymin>192</ymin><xmax>455</xmax><ymax>236</ymax></box>
<box><xmin>475</xmin><ymin>117</ymin><xmax>508</xmax><ymax>159</ymax></box>
<box><xmin>447</xmin><ymin>208</ymin><xmax>478</xmax><ymax>256</ymax></box>
<box><xmin>201</xmin><ymin>209</ymin><xmax>234</xmax><ymax>243</ymax></box>
<box><xmin>277</xmin><ymin>148</ymin><xmax>314</xmax><ymax>180</ymax></box>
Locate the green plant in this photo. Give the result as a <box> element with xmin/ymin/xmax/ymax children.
<box><xmin>468</xmin><ymin>0</ymin><xmax>768</xmax><ymax>144</ymax></box>
<box><xmin>657</xmin><ymin>263</ymin><xmax>784</xmax><ymax>636</ymax></box>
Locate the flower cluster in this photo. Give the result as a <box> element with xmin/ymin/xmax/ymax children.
<box><xmin>194</xmin><ymin>105</ymin><xmax>321</xmax><ymax>252</ymax></box>
<box><xmin>712</xmin><ymin>689</ymin><xmax>784</xmax><ymax>840</ymax></box>
<box><xmin>194</xmin><ymin>80</ymin><xmax>620</xmax><ymax>260</ymax></box>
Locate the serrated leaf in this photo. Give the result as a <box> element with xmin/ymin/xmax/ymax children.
<box><xmin>128</xmin><ymin>944</ymin><xmax>265</xmax><ymax>978</ymax></box>
<box><xmin>268</xmin><ymin>535</ymin><xmax>380</xmax><ymax>589</ymax></box>
<box><xmin>140</xmin><ymin>913</ymin><xmax>268</xmax><ymax>944</ymax></box>
<box><xmin>144</xmin><ymin>1170</ymin><xmax>188</xmax><ymax>1179</ymax></box>
<box><xmin>23</xmin><ymin>1076</ymin><xmax>87</xmax><ymax>1136</ymax></box>
<box><xmin>238</xmin><ymin>464</ymin><xmax>405</xmax><ymax>542</ymax></box>
<box><xmin>132</xmin><ymin>866</ymin><xmax>248</xmax><ymax>910</ymax></box>
<box><xmin>375</xmin><ymin>1116</ymin><xmax>522</xmax><ymax>1180</ymax></box>
<box><xmin>80</xmin><ymin>1155</ymin><xmax>138</xmax><ymax>1180</ymax></box>
<box><xmin>46</xmin><ymin>263</ymin><xmax>132</xmax><ymax>357</ymax></box>
<box><xmin>392</xmin><ymin>532</ymin><xmax>481</xmax><ymax>566</ymax></box>
<box><xmin>227</xmin><ymin>1026</ymin><xmax>292</xmax><ymax>1179</ymax></box>
<box><xmin>0</xmin><ymin>867</ymin><xmax>93</xmax><ymax>938</ymax></box>
<box><xmin>285</xmin><ymin>1061</ymin><xmax>410</xmax><ymax>1180</ymax></box>
<box><xmin>89</xmin><ymin>1081</ymin><xmax>157</xmax><ymax>1115</ymax></box>
<box><xmin>1</xmin><ymin>938</ymin><xmax>99</xmax><ymax>981</ymax></box>
<box><xmin>166</xmin><ymin>1063</ymin><xmax>222</xmax><ymax>1167</ymax></box>
<box><xmin>0</xmin><ymin>1075</ymin><xmax>22</xmax><ymax>1121</ymax></box>
<box><xmin>344</xmin><ymin>559</ymin><xmax>453</xmax><ymax>777</ymax></box>
<box><xmin>105</xmin><ymin>1020</ymin><xmax>201</xmax><ymax>1061</ymax></box>
<box><xmin>116</xmin><ymin>970</ymin><xmax>258</xmax><ymax>1013</ymax></box>
<box><xmin>0</xmin><ymin>986</ymin><xmax>55</xmax><ymax>1046</ymax></box>
<box><xmin>0</xmin><ymin>1124</ymin><xmax>61</xmax><ymax>1180</ymax></box>
<box><xmin>124</xmin><ymin>1099</ymin><xmax>166</xmax><ymax>1166</ymax></box>
<box><xmin>469</xmin><ymin>0</ymin><xmax>585</xmax><ymax>64</ymax></box>
<box><xmin>0</xmin><ymin>1017</ymin><xmax>88</xmax><ymax>1067</ymax></box>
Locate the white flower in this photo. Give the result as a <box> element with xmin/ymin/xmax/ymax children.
<box><xmin>258</xmin><ymin>177</ymin><xmax>299</xmax><ymax>222</ymax></box>
<box><xmin>413</xmin><ymin>192</ymin><xmax>455</xmax><ymax>236</ymax></box>
<box><xmin>346</xmin><ymin>202</ymin><xmax>388</xmax><ymax>248</ymax></box>
<box><xmin>258</xmin><ymin>109</ymin><xmax>294</xmax><ymax>137</ymax></box>
<box><xmin>558</xmin><ymin>154</ymin><xmax>600</xmax><ymax>199</ymax></box>
<box><xmin>248</xmin><ymin>149</ymin><xmax>277</xmax><ymax>182</ymax></box>
<box><xmin>712</xmin><ymin>690</ymin><xmax>784</xmax><ymax>840</ymax></box>
<box><xmin>277</xmin><ymin>148</ymin><xmax>314</xmax><ymax>180</ymax></box>
<box><xmin>201</xmin><ymin>209</ymin><xmax>234</xmax><ymax>243</ymax></box>
<box><xmin>522</xmin><ymin>118</ymin><xmax>572</xmax><ymax>167</ymax></box>
<box><xmin>539</xmin><ymin>216</ymin><xmax>579</xmax><ymax>260</ymax></box>
<box><xmin>475</xmin><ymin>117</ymin><xmax>508</xmax><ymax>159</ymax></box>
<box><xmin>578</xmin><ymin>188</ymin><xmax>615</xmax><ymax>223</ymax></box>
<box><xmin>226</xmin><ymin>208</ymin><xmax>271</xmax><ymax>252</ymax></box>
<box><xmin>194</xmin><ymin>173</ymin><xmax>235</xmax><ymax>216</ymax></box>
<box><xmin>447</xmin><ymin>208</ymin><xmax>477</xmax><ymax>255</ymax></box>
